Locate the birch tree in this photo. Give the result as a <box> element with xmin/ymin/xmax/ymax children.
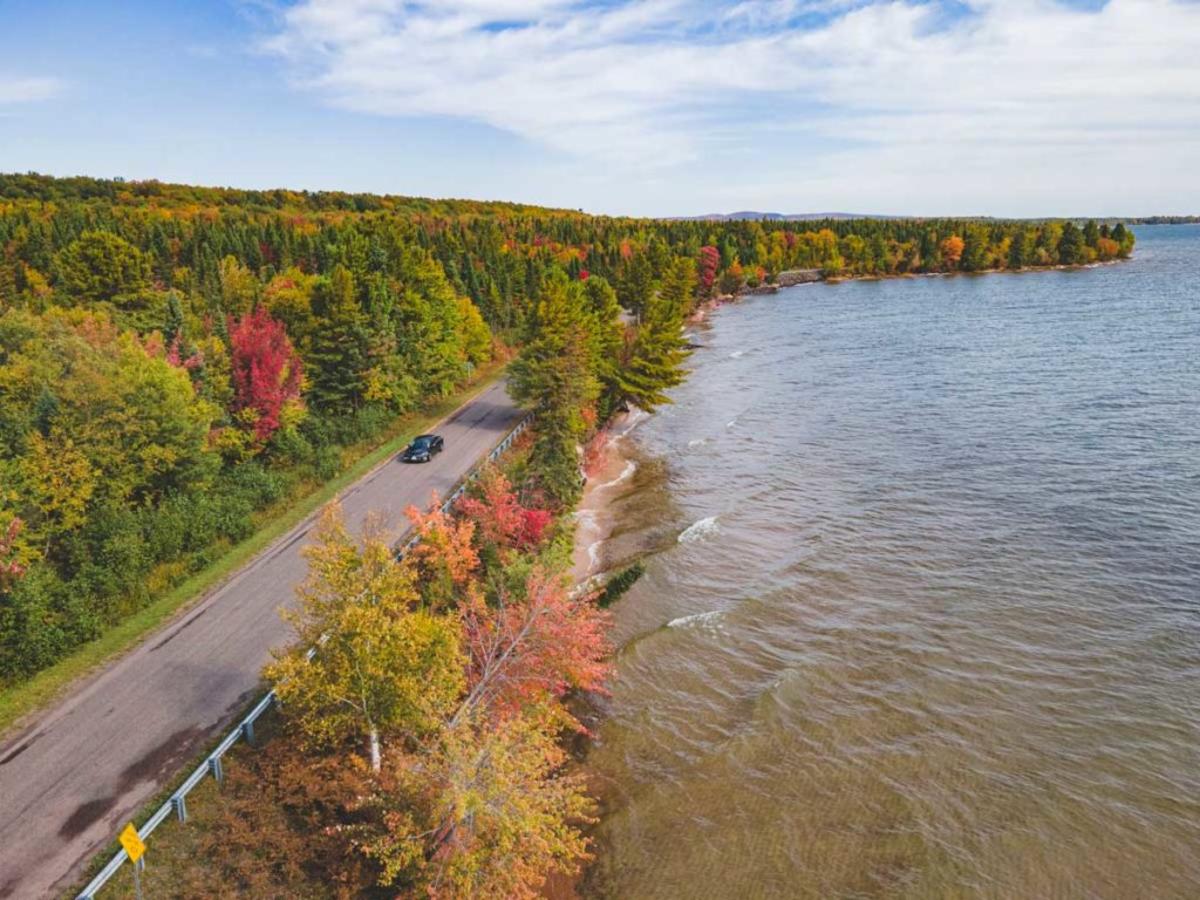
<box><xmin>266</xmin><ymin>506</ymin><xmax>464</xmax><ymax>772</ymax></box>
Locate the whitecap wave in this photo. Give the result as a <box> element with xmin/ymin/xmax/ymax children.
<box><xmin>678</xmin><ymin>515</ymin><xmax>719</xmax><ymax>544</ymax></box>
<box><xmin>595</xmin><ymin>459</ymin><xmax>636</xmax><ymax>491</ymax></box>
<box><xmin>667</xmin><ymin>609</ymin><xmax>725</xmax><ymax>629</ymax></box>
<box><xmin>687</xmin><ymin>438</ymin><xmax>709</xmax><ymax>449</ymax></box>
<box><xmin>729</xmin><ymin>350</ymin><xmax>745</xmax><ymax>358</ymax></box>
<box><xmin>617</xmin><ymin>407</ymin><xmax>650</xmax><ymax>437</ymax></box>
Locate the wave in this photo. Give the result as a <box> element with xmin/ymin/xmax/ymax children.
<box><xmin>586</xmin><ymin>538</ymin><xmax>605</xmax><ymax>570</ymax></box>
<box><xmin>616</xmin><ymin>406</ymin><xmax>651</xmax><ymax>438</ymax></box>
<box><xmin>729</xmin><ymin>350</ymin><xmax>746</xmax><ymax>358</ymax></box>
<box><xmin>596</xmin><ymin>459</ymin><xmax>636</xmax><ymax>491</ymax></box>
<box><xmin>667</xmin><ymin>609</ymin><xmax>725</xmax><ymax>629</ymax></box>
<box><xmin>687</xmin><ymin>438</ymin><xmax>709</xmax><ymax>449</ymax></box>
<box><xmin>678</xmin><ymin>515</ymin><xmax>719</xmax><ymax>543</ymax></box>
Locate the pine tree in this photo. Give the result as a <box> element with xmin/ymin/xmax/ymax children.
<box><xmin>617</xmin><ymin>252</ymin><xmax>653</xmax><ymax>320</ymax></box>
<box><xmin>307</xmin><ymin>265</ymin><xmax>369</xmax><ymax>412</ymax></box>
<box><xmin>1058</xmin><ymin>221</ymin><xmax>1085</xmax><ymax>265</ymax></box>
<box><xmin>615</xmin><ymin>257</ymin><xmax>692</xmax><ymax>412</ymax></box>
<box><xmin>509</xmin><ymin>272</ymin><xmax>598</xmax><ymax>506</ymax></box>
<box><xmin>163</xmin><ymin>291</ymin><xmax>185</xmax><ymax>347</ymax></box>
<box><xmin>581</xmin><ymin>275</ymin><xmax>625</xmax><ymax>414</ymax></box>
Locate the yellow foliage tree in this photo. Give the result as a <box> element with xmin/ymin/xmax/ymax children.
<box><xmin>17</xmin><ymin>428</ymin><xmax>97</xmax><ymax>549</ymax></box>
<box><xmin>266</xmin><ymin>506</ymin><xmax>465</xmax><ymax>772</ymax></box>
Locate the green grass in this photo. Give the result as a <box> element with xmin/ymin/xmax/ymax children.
<box><xmin>0</xmin><ymin>364</ymin><xmax>507</xmax><ymax>739</ymax></box>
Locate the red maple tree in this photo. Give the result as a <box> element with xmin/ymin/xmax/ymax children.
<box><xmin>456</xmin><ymin>567</ymin><xmax>610</xmax><ymax>725</ymax></box>
<box><xmin>228</xmin><ymin>307</ymin><xmax>304</xmax><ymax>443</ymax></box>
<box><xmin>456</xmin><ymin>467</ymin><xmax>552</xmax><ymax>557</ymax></box>
<box><xmin>697</xmin><ymin>245</ymin><xmax>720</xmax><ymax>298</ymax></box>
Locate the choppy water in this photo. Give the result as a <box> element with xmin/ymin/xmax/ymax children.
<box><xmin>582</xmin><ymin>226</ymin><xmax>1200</xmax><ymax>899</ymax></box>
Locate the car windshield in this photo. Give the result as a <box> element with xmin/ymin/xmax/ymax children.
<box><xmin>411</xmin><ymin>437</ymin><xmax>431</xmax><ymax>449</ymax></box>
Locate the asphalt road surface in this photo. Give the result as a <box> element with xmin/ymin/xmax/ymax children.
<box><xmin>0</xmin><ymin>378</ymin><xmax>523</xmax><ymax>898</ymax></box>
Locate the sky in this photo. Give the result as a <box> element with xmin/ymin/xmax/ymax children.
<box><xmin>1</xmin><ymin>0</ymin><xmax>1198</xmax><ymax>217</ymax></box>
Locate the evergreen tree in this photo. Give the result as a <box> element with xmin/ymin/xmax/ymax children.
<box><xmin>308</xmin><ymin>265</ymin><xmax>369</xmax><ymax>413</ymax></box>
<box><xmin>1111</xmin><ymin>223</ymin><xmax>1135</xmax><ymax>257</ymax></box>
<box><xmin>162</xmin><ymin>291</ymin><xmax>184</xmax><ymax>347</ymax></box>
<box><xmin>615</xmin><ymin>258</ymin><xmax>692</xmax><ymax>412</ymax></box>
<box><xmin>581</xmin><ymin>275</ymin><xmax>626</xmax><ymax>419</ymax></box>
<box><xmin>1058</xmin><ymin>221</ymin><xmax>1085</xmax><ymax>265</ymax></box>
<box><xmin>508</xmin><ymin>272</ymin><xmax>598</xmax><ymax>506</ymax></box>
<box><xmin>1008</xmin><ymin>228</ymin><xmax>1033</xmax><ymax>269</ymax></box>
<box><xmin>617</xmin><ymin>252</ymin><xmax>653</xmax><ymax>320</ymax></box>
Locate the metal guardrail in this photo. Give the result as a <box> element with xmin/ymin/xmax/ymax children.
<box><xmin>76</xmin><ymin>414</ymin><xmax>531</xmax><ymax>900</ymax></box>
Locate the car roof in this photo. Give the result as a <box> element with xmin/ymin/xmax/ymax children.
<box><xmin>413</xmin><ymin>434</ymin><xmax>438</xmax><ymax>441</ymax></box>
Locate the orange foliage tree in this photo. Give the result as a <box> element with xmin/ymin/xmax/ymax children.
<box><xmin>940</xmin><ymin>235</ymin><xmax>965</xmax><ymax>270</ymax></box>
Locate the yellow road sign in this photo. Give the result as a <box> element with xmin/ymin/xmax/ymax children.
<box><xmin>118</xmin><ymin>823</ymin><xmax>146</xmax><ymax>863</ymax></box>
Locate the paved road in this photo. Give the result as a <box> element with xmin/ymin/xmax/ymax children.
<box><xmin>0</xmin><ymin>379</ymin><xmax>523</xmax><ymax>899</ymax></box>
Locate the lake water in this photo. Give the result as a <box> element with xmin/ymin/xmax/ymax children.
<box><xmin>581</xmin><ymin>226</ymin><xmax>1200</xmax><ymax>899</ymax></box>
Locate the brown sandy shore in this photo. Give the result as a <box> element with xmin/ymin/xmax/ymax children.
<box><xmin>542</xmin><ymin>411</ymin><xmax>647</xmax><ymax>900</ymax></box>
<box><xmin>571</xmin><ymin>408</ymin><xmax>649</xmax><ymax>586</ymax></box>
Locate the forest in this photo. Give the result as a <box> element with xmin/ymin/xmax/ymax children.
<box><xmin>0</xmin><ymin>171</ymin><xmax>1135</xmax><ymax>687</ymax></box>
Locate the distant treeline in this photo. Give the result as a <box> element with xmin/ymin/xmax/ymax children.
<box><xmin>0</xmin><ymin>172</ymin><xmax>1135</xmax><ymax>682</ymax></box>
<box><xmin>1130</xmin><ymin>216</ymin><xmax>1200</xmax><ymax>225</ymax></box>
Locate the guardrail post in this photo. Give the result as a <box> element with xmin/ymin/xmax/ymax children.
<box><xmin>208</xmin><ymin>755</ymin><xmax>223</xmax><ymax>784</ymax></box>
<box><xmin>172</xmin><ymin>794</ymin><xmax>188</xmax><ymax>823</ymax></box>
<box><xmin>241</xmin><ymin>719</ymin><xmax>255</xmax><ymax>746</ymax></box>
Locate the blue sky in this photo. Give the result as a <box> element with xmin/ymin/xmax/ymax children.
<box><xmin>2</xmin><ymin>0</ymin><xmax>1198</xmax><ymax>217</ymax></box>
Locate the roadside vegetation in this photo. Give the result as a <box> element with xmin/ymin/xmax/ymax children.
<box><xmin>93</xmin><ymin>256</ymin><xmax>697</xmax><ymax>895</ymax></box>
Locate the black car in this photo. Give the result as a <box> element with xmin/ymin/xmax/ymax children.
<box><xmin>401</xmin><ymin>434</ymin><xmax>444</xmax><ymax>463</ymax></box>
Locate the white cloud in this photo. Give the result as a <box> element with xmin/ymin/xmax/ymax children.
<box><xmin>263</xmin><ymin>0</ymin><xmax>1200</xmax><ymax>212</ymax></box>
<box><xmin>0</xmin><ymin>76</ymin><xmax>63</xmax><ymax>104</ymax></box>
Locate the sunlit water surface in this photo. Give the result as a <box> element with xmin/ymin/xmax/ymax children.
<box><xmin>581</xmin><ymin>226</ymin><xmax>1200</xmax><ymax>899</ymax></box>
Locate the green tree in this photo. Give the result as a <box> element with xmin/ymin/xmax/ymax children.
<box><xmin>307</xmin><ymin>265</ymin><xmax>369</xmax><ymax>412</ymax></box>
<box><xmin>1058</xmin><ymin>221</ymin><xmax>1085</xmax><ymax>265</ymax></box>
<box><xmin>457</xmin><ymin>296</ymin><xmax>492</xmax><ymax>366</ymax></box>
<box><xmin>218</xmin><ymin>255</ymin><xmax>259</xmax><ymax>316</ymax></box>
<box><xmin>961</xmin><ymin>224</ymin><xmax>992</xmax><ymax>272</ymax></box>
<box><xmin>162</xmin><ymin>291</ymin><xmax>185</xmax><ymax>348</ymax></box>
<box><xmin>1111</xmin><ymin>223</ymin><xmax>1135</xmax><ymax>257</ymax></box>
<box><xmin>581</xmin><ymin>275</ymin><xmax>625</xmax><ymax>415</ymax></box>
<box><xmin>1008</xmin><ymin>227</ymin><xmax>1035</xmax><ymax>269</ymax></box>
<box><xmin>54</xmin><ymin>231</ymin><xmax>149</xmax><ymax>304</ymax></box>
<box><xmin>615</xmin><ymin>257</ymin><xmax>692</xmax><ymax>413</ymax></box>
<box><xmin>48</xmin><ymin>312</ymin><xmax>219</xmax><ymax>504</ymax></box>
<box><xmin>509</xmin><ymin>272</ymin><xmax>598</xmax><ymax>506</ymax></box>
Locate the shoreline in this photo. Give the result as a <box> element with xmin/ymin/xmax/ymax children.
<box><xmin>571</xmin><ymin>408</ymin><xmax>647</xmax><ymax>588</ymax></box>
<box><xmin>557</xmin><ymin>252</ymin><xmax>1134</xmax><ymax>896</ymax></box>
<box><xmin>726</xmin><ymin>256</ymin><xmax>1131</xmax><ymax>299</ymax></box>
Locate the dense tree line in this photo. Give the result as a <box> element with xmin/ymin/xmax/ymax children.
<box><xmin>0</xmin><ymin>173</ymin><xmax>1134</xmax><ymax>683</ymax></box>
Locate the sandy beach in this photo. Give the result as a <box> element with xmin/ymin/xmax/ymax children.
<box><xmin>571</xmin><ymin>407</ymin><xmax>648</xmax><ymax>586</ymax></box>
